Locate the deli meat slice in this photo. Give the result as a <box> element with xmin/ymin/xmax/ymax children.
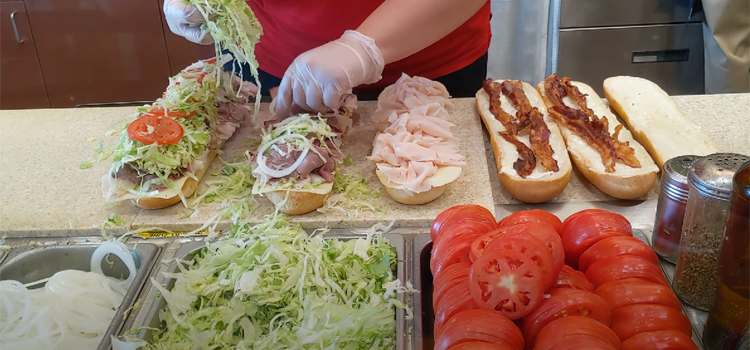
<box><xmin>371</xmin><ymin>73</ymin><xmax>455</xmax><ymax>131</ymax></box>
<box><xmin>367</xmin><ymin>112</ymin><xmax>465</xmax><ymax>193</ymax></box>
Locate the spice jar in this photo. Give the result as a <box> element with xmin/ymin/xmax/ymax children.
<box><xmin>652</xmin><ymin>155</ymin><xmax>700</xmax><ymax>263</ymax></box>
<box><xmin>703</xmin><ymin>159</ymin><xmax>750</xmax><ymax>349</ymax></box>
<box><xmin>673</xmin><ymin>153</ymin><xmax>750</xmax><ymax>310</ymax></box>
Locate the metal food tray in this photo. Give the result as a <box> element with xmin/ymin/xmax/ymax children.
<box><xmin>410</xmin><ymin>229</ymin><xmax>708</xmax><ymax>350</ymax></box>
<box><xmin>0</xmin><ymin>236</ymin><xmax>162</xmax><ymax>350</ymax></box>
<box><xmin>119</xmin><ymin>230</ymin><xmax>414</xmax><ymax>349</ymax></box>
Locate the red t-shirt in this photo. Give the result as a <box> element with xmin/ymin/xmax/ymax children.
<box><xmin>248</xmin><ymin>0</ymin><xmax>491</xmax><ymax>89</ymax></box>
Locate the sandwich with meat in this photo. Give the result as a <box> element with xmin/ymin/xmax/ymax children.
<box><xmin>250</xmin><ymin>100</ymin><xmax>356</xmax><ymax>214</ymax></box>
<box><xmin>475</xmin><ymin>79</ymin><xmax>572</xmax><ymax>203</ymax></box>
<box><xmin>536</xmin><ymin>74</ymin><xmax>659</xmax><ymax>199</ymax></box>
<box><xmin>102</xmin><ymin>56</ymin><xmax>257</xmax><ymax>209</ymax></box>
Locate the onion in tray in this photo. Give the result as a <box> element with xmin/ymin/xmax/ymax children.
<box><xmin>0</xmin><ymin>242</ymin><xmax>137</xmax><ymax>350</ymax></box>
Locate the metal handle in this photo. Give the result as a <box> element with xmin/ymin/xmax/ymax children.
<box><xmin>10</xmin><ymin>11</ymin><xmax>24</xmax><ymax>44</ymax></box>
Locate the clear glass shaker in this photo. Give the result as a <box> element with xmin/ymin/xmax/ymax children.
<box><xmin>703</xmin><ymin>159</ymin><xmax>750</xmax><ymax>349</ymax></box>
<box><xmin>673</xmin><ymin>153</ymin><xmax>750</xmax><ymax>310</ymax></box>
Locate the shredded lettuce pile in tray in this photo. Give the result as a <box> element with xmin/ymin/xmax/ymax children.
<box><xmin>127</xmin><ymin>216</ymin><xmax>413</xmax><ymax>349</ymax></box>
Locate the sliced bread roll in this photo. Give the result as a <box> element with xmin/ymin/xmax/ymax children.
<box><xmin>603</xmin><ymin>76</ymin><xmax>721</xmax><ymax>170</ymax></box>
<box><xmin>476</xmin><ymin>80</ymin><xmax>572</xmax><ymax>203</ymax></box>
<box><xmin>537</xmin><ymin>78</ymin><xmax>659</xmax><ymax>199</ymax></box>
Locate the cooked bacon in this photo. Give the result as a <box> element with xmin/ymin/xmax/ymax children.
<box><xmin>543</xmin><ymin>74</ymin><xmax>641</xmax><ymax>172</ymax></box>
<box><xmin>549</xmin><ymin>106</ymin><xmax>618</xmax><ymax>172</ymax></box>
<box><xmin>528</xmin><ymin>108</ymin><xmax>559</xmax><ymax>172</ymax></box>
<box><xmin>483</xmin><ymin>79</ymin><xmax>536</xmax><ymax>177</ymax></box>
<box><xmin>500</xmin><ymin>131</ymin><xmax>536</xmax><ymax>177</ymax></box>
<box><xmin>483</xmin><ymin>79</ymin><xmax>516</xmax><ymax>127</ymax></box>
<box><xmin>500</xmin><ymin>81</ymin><xmax>531</xmax><ymax>133</ymax></box>
<box><xmin>612</xmin><ymin>125</ymin><xmax>641</xmax><ymax>168</ymax></box>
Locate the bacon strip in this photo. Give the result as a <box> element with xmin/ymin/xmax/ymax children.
<box><xmin>502</xmin><ymin>80</ymin><xmax>559</xmax><ymax>172</ymax></box>
<box><xmin>483</xmin><ymin>79</ymin><xmax>560</xmax><ymax>177</ymax></box>
<box><xmin>483</xmin><ymin>79</ymin><xmax>537</xmax><ymax>178</ymax></box>
<box><xmin>543</xmin><ymin>74</ymin><xmax>641</xmax><ymax>172</ymax></box>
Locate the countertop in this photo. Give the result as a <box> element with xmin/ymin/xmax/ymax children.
<box><xmin>0</xmin><ymin>93</ymin><xmax>748</xmax><ymax>237</ymax></box>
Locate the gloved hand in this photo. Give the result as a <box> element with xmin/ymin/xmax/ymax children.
<box><xmin>163</xmin><ymin>0</ymin><xmax>214</xmax><ymax>45</ymax></box>
<box><xmin>274</xmin><ymin>30</ymin><xmax>385</xmax><ymax>117</ymax></box>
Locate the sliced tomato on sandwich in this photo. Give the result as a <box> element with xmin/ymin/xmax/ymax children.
<box><xmin>127</xmin><ymin>114</ymin><xmax>184</xmax><ymax>145</ymax></box>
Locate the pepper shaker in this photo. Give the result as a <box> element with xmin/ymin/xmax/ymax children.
<box><xmin>652</xmin><ymin>155</ymin><xmax>700</xmax><ymax>263</ymax></box>
<box><xmin>673</xmin><ymin>153</ymin><xmax>750</xmax><ymax>310</ymax></box>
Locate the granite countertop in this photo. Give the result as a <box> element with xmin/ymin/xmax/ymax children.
<box><xmin>0</xmin><ymin>99</ymin><xmax>494</xmax><ymax>236</ymax></box>
<box><xmin>0</xmin><ymin>93</ymin><xmax>748</xmax><ymax>238</ymax></box>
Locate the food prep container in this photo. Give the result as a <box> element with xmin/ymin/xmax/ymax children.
<box><xmin>119</xmin><ymin>229</ymin><xmax>416</xmax><ymax>350</ymax></box>
<box><xmin>411</xmin><ymin>229</ymin><xmax>709</xmax><ymax>350</ymax></box>
<box><xmin>0</xmin><ymin>236</ymin><xmax>162</xmax><ymax>350</ymax></box>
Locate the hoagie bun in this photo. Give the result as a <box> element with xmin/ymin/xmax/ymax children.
<box><xmin>476</xmin><ymin>79</ymin><xmax>572</xmax><ymax>203</ymax></box>
<box><xmin>537</xmin><ymin>74</ymin><xmax>658</xmax><ymax>199</ymax></box>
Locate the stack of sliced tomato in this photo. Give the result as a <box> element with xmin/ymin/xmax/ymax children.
<box><xmin>429</xmin><ymin>206</ymin><xmax>700</xmax><ymax>350</ymax></box>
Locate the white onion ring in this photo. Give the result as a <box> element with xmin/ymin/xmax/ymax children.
<box><xmin>90</xmin><ymin>241</ymin><xmax>137</xmax><ymax>290</ymax></box>
<box><xmin>256</xmin><ymin>133</ymin><xmax>310</xmax><ymax>178</ymax></box>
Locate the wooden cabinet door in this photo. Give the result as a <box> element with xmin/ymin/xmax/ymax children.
<box><xmin>156</xmin><ymin>0</ymin><xmax>214</xmax><ymax>75</ymax></box>
<box><xmin>0</xmin><ymin>1</ymin><xmax>49</xmax><ymax>109</ymax></box>
<box><xmin>24</xmin><ymin>0</ymin><xmax>172</xmax><ymax>108</ymax></box>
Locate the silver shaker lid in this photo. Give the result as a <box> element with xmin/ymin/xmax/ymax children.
<box><xmin>661</xmin><ymin>155</ymin><xmax>701</xmax><ymax>202</ymax></box>
<box><xmin>688</xmin><ymin>153</ymin><xmax>750</xmax><ymax>201</ymax></box>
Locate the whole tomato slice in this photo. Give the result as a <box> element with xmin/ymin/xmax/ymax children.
<box><xmin>610</xmin><ymin>304</ymin><xmax>692</xmax><ymax>342</ymax></box>
<box><xmin>534</xmin><ymin>316</ymin><xmax>621</xmax><ymax>350</ymax></box>
<box><xmin>594</xmin><ymin>278</ymin><xmax>681</xmax><ymax>311</ymax></box>
<box><xmin>127</xmin><ymin>114</ymin><xmax>184</xmax><ymax>145</ymax></box>
<box><xmin>621</xmin><ymin>330</ymin><xmax>699</xmax><ymax>350</ymax></box>
<box><xmin>551</xmin><ymin>265</ymin><xmax>594</xmax><ymax>292</ymax></box>
<box><xmin>446</xmin><ymin>342</ymin><xmax>515</xmax><ymax>350</ymax></box>
<box><xmin>435</xmin><ymin>309</ymin><xmax>524</xmax><ymax>350</ymax></box>
<box><xmin>469</xmin><ymin>226</ymin><xmax>513</xmax><ymax>262</ymax></box>
<box><xmin>506</xmin><ymin>223</ymin><xmax>564</xmax><ymax>277</ymax></box>
<box><xmin>485</xmin><ymin>232</ymin><xmax>556</xmax><ymax>289</ymax></box>
<box><xmin>498</xmin><ymin>209</ymin><xmax>563</xmax><ymax>232</ymax></box>
<box><xmin>431</xmin><ymin>204</ymin><xmax>496</xmax><ymax>240</ymax></box>
<box><xmin>434</xmin><ymin>280</ymin><xmax>478</xmax><ymax>333</ymax></box>
<box><xmin>519</xmin><ymin>287</ymin><xmax>611</xmax><ymax>346</ymax></box>
<box><xmin>431</xmin><ymin>221</ymin><xmax>488</xmax><ymax>276</ymax></box>
<box><xmin>469</xmin><ymin>248</ymin><xmax>545</xmax><ymax>320</ymax></box>
<box><xmin>578</xmin><ymin>236</ymin><xmax>659</xmax><ymax>272</ymax></box>
<box><xmin>433</xmin><ymin>262</ymin><xmax>472</xmax><ymax>311</ymax></box>
<box><xmin>561</xmin><ymin>212</ymin><xmax>632</xmax><ymax>268</ymax></box>
<box><xmin>585</xmin><ymin>255</ymin><xmax>668</xmax><ymax>288</ymax></box>
<box><xmin>560</xmin><ymin>209</ymin><xmax>610</xmax><ymax>233</ymax></box>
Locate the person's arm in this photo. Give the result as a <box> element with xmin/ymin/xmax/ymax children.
<box><xmin>357</xmin><ymin>0</ymin><xmax>488</xmax><ymax>64</ymax></box>
<box><xmin>274</xmin><ymin>0</ymin><xmax>489</xmax><ymax>116</ymax></box>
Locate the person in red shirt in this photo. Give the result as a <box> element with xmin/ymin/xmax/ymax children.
<box><xmin>164</xmin><ymin>0</ymin><xmax>491</xmax><ymax>116</ymax></box>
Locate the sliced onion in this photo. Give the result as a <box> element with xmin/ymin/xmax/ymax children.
<box><xmin>256</xmin><ymin>133</ymin><xmax>310</xmax><ymax>178</ymax></box>
<box><xmin>90</xmin><ymin>241</ymin><xmax>137</xmax><ymax>290</ymax></box>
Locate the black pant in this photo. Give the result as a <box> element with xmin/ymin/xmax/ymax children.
<box><xmin>224</xmin><ymin>51</ymin><xmax>488</xmax><ymax>99</ymax></box>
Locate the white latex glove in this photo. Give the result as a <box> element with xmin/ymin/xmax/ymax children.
<box><xmin>163</xmin><ymin>0</ymin><xmax>214</xmax><ymax>45</ymax></box>
<box><xmin>274</xmin><ymin>30</ymin><xmax>385</xmax><ymax>117</ymax></box>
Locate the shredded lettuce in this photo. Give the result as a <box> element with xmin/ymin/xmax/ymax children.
<box><xmin>343</xmin><ymin>155</ymin><xmax>354</xmax><ymax>167</ymax></box>
<box><xmin>190</xmin><ymin>153</ymin><xmax>259</xmax><ymax>226</ymax></box>
<box><xmin>100</xmin><ymin>213</ymin><xmax>127</xmax><ymax>240</ymax></box>
<box><xmin>138</xmin><ymin>218</ymin><xmax>411</xmax><ymax>349</ymax></box>
<box><xmin>190</xmin><ymin>0</ymin><xmax>263</xmax><ymax>110</ymax></box>
<box><xmin>318</xmin><ymin>171</ymin><xmax>382</xmax><ymax>219</ymax></box>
